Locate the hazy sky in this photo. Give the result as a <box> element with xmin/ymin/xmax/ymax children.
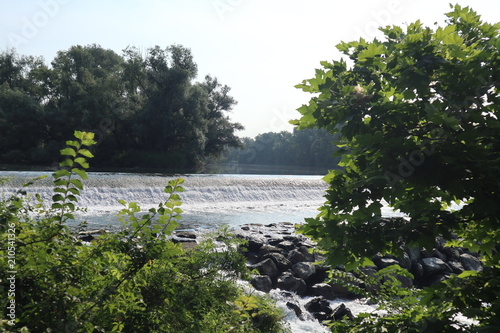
<box><xmin>1</xmin><ymin>0</ymin><xmax>499</xmax><ymax>137</ymax></box>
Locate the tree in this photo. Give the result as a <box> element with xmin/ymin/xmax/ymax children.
<box><xmin>292</xmin><ymin>5</ymin><xmax>499</xmax><ymax>331</ymax></box>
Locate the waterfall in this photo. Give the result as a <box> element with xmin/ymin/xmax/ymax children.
<box><xmin>0</xmin><ymin>172</ymin><xmax>328</xmax><ymax>229</ymax></box>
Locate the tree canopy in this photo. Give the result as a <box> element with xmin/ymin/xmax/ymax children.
<box><xmin>0</xmin><ymin>44</ymin><xmax>243</xmax><ymax>171</ymax></box>
<box><xmin>292</xmin><ymin>5</ymin><xmax>499</xmax><ymax>331</ymax></box>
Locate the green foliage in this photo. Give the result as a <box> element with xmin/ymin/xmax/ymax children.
<box><xmin>0</xmin><ymin>131</ymin><xmax>286</xmax><ymax>332</ymax></box>
<box><xmin>222</xmin><ymin>128</ymin><xmax>340</xmax><ymax>174</ymax></box>
<box><xmin>292</xmin><ymin>5</ymin><xmax>500</xmax><ymax>331</ymax></box>
<box><xmin>0</xmin><ymin>44</ymin><xmax>243</xmax><ymax>171</ymax></box>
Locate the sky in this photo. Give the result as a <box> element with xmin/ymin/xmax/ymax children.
<box><xmin>1</xmin><ymin>0</ymin><xmax>499</xmax><ymax>138</ymax></box>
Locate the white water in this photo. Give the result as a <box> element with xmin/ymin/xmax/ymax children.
<box><xmin>0</xmin><ymin>172</ymin><xmax>330</xmax><ymax>230</ymax></box>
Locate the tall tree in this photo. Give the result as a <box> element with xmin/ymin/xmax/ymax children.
<box><xmin>293</xmin><ymin>5</ymin><xmax>499</xmax><ymax>331</ymax></box>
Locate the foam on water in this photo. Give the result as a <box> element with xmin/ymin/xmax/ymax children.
<box><xmin>0</xmin><ymin>172</ymin><xmax>330</xmax><ymax>229</ymax></box>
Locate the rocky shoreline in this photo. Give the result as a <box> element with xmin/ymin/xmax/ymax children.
<box><xmin>80</xmin><ymin>220</ymin><xmax>484</xmax><ymax>325</ymax></box>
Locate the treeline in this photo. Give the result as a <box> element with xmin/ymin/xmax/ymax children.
<box><xmin>0</xmin><ymin>45</ymin><xmax>243</xmax><ymax>171</ymax></box>
<box><xmin>219</xmin><ymin>128</ymin><xmax>341</xmax><ymax>174</ymax></box>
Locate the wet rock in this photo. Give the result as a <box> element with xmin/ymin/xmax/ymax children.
<box><xmin>310</xmin><ymin>283</ymin><xmax>336</xmax><ymax>300</ymax></box>
<box><xmin>251</xmin><ymin>275</ymin><xmax>273</xmax><ymax>292</ymax></box>
<box><xmin>304</xmin><ymin>296</ymin><xmax>333</xmax><ymax>322</ymax></box>
<box><xmin>286</xmin><ymin>301</ymin><xmax>303</xmax><ymax>319</ymax></box>
<box><xmin>276</xmin><ymin>272</ymin><xmax>307</xmax><ymax>296</ymax></box>
<box><xmin>250</xmin><ymin>258</ymin><xmax>280</xmax><ymax>278</ymax></box>
<box><xmin>292</xmin><ymin>262</ymin><xmax>316</xmax><ymax>280</ymax></box>
<box><xmin>332</xmin><ymin>303</ymin><xmax>354</xmax><ymax>321</ymax></box>
<box><xmin>264</xmin><ymin>252</ymin><xmax>292</xmax><ymax>271</ymax></box>
<box><xmin>459</xmin><ymin>253</ymin><xmax>482</xmax><ymax>272</ymax></box>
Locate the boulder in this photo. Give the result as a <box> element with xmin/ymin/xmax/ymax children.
<box><xmin>292</xmin><ymin>262</ymin><xmax>316</xmax><ymax>280</ymax></box>
<box><xmin>298</xmin><ymin>246</ymin><xmax>316</xmax><ymax>262</ymax></box>
<box><xmin>310</xmin><ymin>283</ymin><xmax>336</xmax><ymax>300</ymax></box>
<box><xmin>287</xmin><ymin>248</ymin><xmax>307</xmax><ymax>264</ymax></box>
<box><xmin>304</xmin><ymin>296</ymin><xmax>333</xmax><ymax>322</ymax></box>
<box><xmin>251</xmin><ymin>275</ymin><xmax>273</xmax><ymax>292</ymax></box>
<box><xmin>432</xmin><ymin>248</ymin><xmax>447</xmax><ymax>262</ymax></box>
<box><xmin>277</xmin><ymin>240</ymin><xmax>296</xmax><ymax>252</ymax></box>
<box><xmin>447</xmin><ymin>260</ymin><xmax>465</xmax><ymax>274</ymax></box>
<box><xmin>332</xmin><ymin>303</ymin><xmax>354</xmax><ymax>321</ymax></box>
<box><xmin>459</xmin><ymin>253</ymin><xmax>482</xmax><ymax>272</ymax></box>
<box><xmin>375</xmin><ymin>257</ymin><xmax>400</xmax><ymax>269</ymax></box>
<box><xmin>421</xmin><ymin>257</ymin><xmax>449</xmax><ymax>276</ymax></box>
<box><xmin>276</xmin><ymin>272</ymin><xmax>307</xmax><ymax>296</ymax></box>
<box><xmin>250</xmin><ymin>258</ymin><xmax>279</xmax><ymax>278</ymax></box>
<box><xmin>264</xmin><ymin>252</ymin><xmax>292</xmax><ymax>272</ymax></box>
<box><xmin>286</xmin><ymin>301</ymin><xmax>303</xmax><ymax>319</ymax></box>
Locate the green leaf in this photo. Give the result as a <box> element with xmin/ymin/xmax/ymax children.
<box><xmin>77</xmin><ymin>148</ymin><xmax>94</xmax><ymax>158</ymax></box>
<box><xmin>74</xmin><ymin>157</ymin><xmax>90</xmax><ymax>169</ymax></box>
<box><xmin>53</xmin><ymin>169</ymin><xmax>71</xmax><ymax>179</ymax></box>
<box><xmin>70</xmin><ymin>179</ymin><xmax>84</xmax><ymax>190</ymax></box>
<box><xmin>72</xmin><ymin>168</ymin><xmax>88</xmax><ymax>180</ymax></box>
<box><xmin>60</xmin><ymin>148</ymin><xmax>77</xmax><ymax>157</ymax></box>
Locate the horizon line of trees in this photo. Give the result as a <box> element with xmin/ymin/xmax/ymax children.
<box><xmin>0</xmin><ymin>44</ymin><xmax>243</xmax><ymax>171</ymax></box>
<box><xmin>217</xmin><ymin>128</ymin><xmax>341</xmax><ymax>174</ymax></box>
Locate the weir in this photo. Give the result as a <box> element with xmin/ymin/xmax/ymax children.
<box><xmin>0</xmin><ymin>172</ymin><xmax>328</xmax><ymax>229</ymax></box>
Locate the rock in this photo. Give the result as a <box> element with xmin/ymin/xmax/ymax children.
<box><xmin>307</xmin><ymin>265</ymin><xmax>330</xmax><ymax>285</ymax></box>
<box><xmin>393</xmin><ymin>274</ymin><xmax>413</xmax><ymax>288</ymax></box>
<box><xmin>459</xmin><ymin>253</ymin><xmax>482</xmax><ymax>272</ymax></box>
<box><xmin>276</xmin><ymin>272</ymin><xmax>307</xmax><ymax>296</ymax></box>
<box><xmin>407</xmin><ymin>246</ymin><xmax>421</xmax><ymax>262</ymax></box>
<box><xmin>298</xmin><ymin>246</ymin><xmax>316</xmax><ymax>262</ymax></box>
<box><xmin>264</xmin><ymin>252</ymin><xmax>292</xmax><ymax>271</ymax></box>
<box><xmin>245</xmin><ymin>252</ymin><xmax>261</xmax><ymax>265</ymax></box>
<box><xmin>292</xmin><ymin>262</ymin><xmax>316</xmax><ymax>280</ymax></box>
<box><xmin>277</xmin><ymin>240</ymin><xmax>296</xmax><ymax>252</ymax></box>
<box><xmin>447</xmin><ymin>260</ymin><xmax>465</xmax><ymax>274</ymax></box>
<box><xmin>304</xmin><ymin>296</ymin><xmax>333</xmax><ymax>322</ymax></box>
<box><xmin>400</xmin><ymin>252</ymin><xmax>412</xmax><ymax>270</ymax></box>
<box><xmin>250</xmin><ymin>258</ymin><xmax>280</xmax><ymax>278</ymax></box>
<box><xmin>286</xmin><ymin>301</ymin><xmax>303</xmax><ymax>319</ymax></box>
<box><xmin>258</xmin><ymin>244</ymin><xmax>283</xmax><ymax>257</ymax></box>
<box><xmin>310</xmin><ymin>283</ymin><xmax>336</xmax><ymax>300</ymax></box>
<box><xmin>251</xmin><ymin>275</ymin><xmax>273</xmax><ymax>292</ymax></box>
<box><xmin>247</xmin><ymin>238</ymin><xmax>264</xmax><ymax>252</ymax></box>
<box><xmin>287</xmin><ymin>249</ymin><xmax>307</xmax><ymax>264</ymax></box>
<box><xmin>442</xmin><ymin>247</ymin><xmax>460</xmax><ymax>261</ymax></box>
<box><xmin>332</xmin><ymin>303</ymin><xmax>354</xmax><ymax>321</ymax></box>
<box><xmin>375</xmin><ymin>257</ymin><xmax>400</xmax><ymax>269</ymax></box>
<box><xmin>420</xmin><ymin>249</ymin><xmax>432</xmax><ymax>259</ymax></box>
<box><xmin>421</xmin><ymin>257</ymin><xmax>448</xmax><ymax>276</ymax></box>
<box><xmin>174</xmin><ymin>231</ymin><xmax>197</xmax><ymax>239</ymax></box>
<box><xmin>411</xmin><ymin>261</ymin><xmax>424</xmax><ymax>279</ymax></box>
<box><xmin>432</xmin><ymin>248</ymin><xmax>447</xmax><ymax>262</ymax></box>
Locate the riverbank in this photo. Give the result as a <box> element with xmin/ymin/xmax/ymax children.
<box><xmin>153</xmin><ymin>221</ymin><xmax>483</xmax><ymax>329</ymax></box>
